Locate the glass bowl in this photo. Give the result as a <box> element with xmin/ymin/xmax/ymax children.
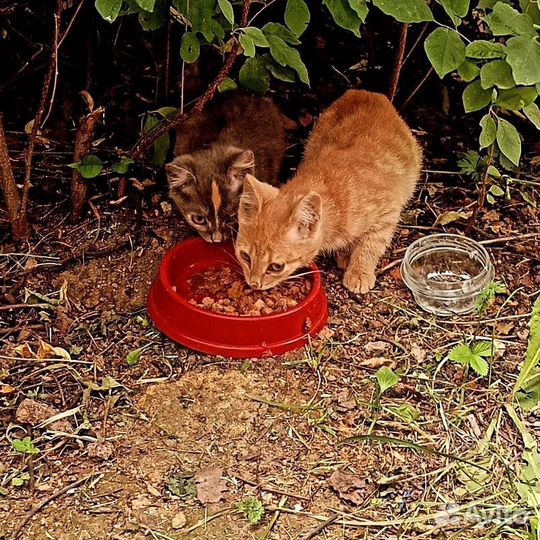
<box><xmin>401</xmin><ymin>234</ymin><xmax>494</xmax><ymax>316</ymax></box>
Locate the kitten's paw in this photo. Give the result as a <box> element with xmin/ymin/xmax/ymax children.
<box><xmin>343</xmin><ymin>271</ymin><xmax>376</xmax><ymax>294</ymax></box>
<box><xmin>335</xmin><ymin>251</ymin><xmax>350</xmax><ymax>270</ymax></box>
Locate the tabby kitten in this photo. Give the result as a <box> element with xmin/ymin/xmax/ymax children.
<box><xmin>165</xmin><ymin>92</ymin><xmax>289</xmax><ymax>243</ymax></box>
<box><xmin>236</xmin><ymin>90</ymin><xmax>422</xmax><ymax>293</ymax></box>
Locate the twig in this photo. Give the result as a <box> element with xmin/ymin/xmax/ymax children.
<box><xmin>0</xmin><ymin>114</ymin><xmax>29</xmax><ymax>240</ymax></box>
<box><xmin>301</xmin><ymin>512</ymin><xmax>339</xmax><ymax>540</ymax></box>
<box><xmin>0</xmin><ymin>303</ymin><xmax>52</xmax><ymax>312</ymax></box>
<box><xmin>388</xmin><ymin>23</ymin><xmax>408</xmax><ymax>103</ymax></box>
<box><xmin>478</xmin><ymin>232</ymin><xmax>540</xmax><ymax>246</ymax></box>
<box><xmin>466</xmin><ymin>144</ymin><xmax>495</xmax><ymax>234</ymax></box>
<box><xmin>238</xmin><ymin>474</ymin><xmax>310</xmax><ymax>501</ymax></box>
<box><xmin>11</xmin><ymin>474</ymin><xmax>98</xmax><ymax>539</ymax></box>
<box><xmin>70</xmin><ymin>107</ymin><xmax>104</xmax><ymax>221</ymax></box>
<box><xmin>0</xmin><ymin>324</ymin><xmax>45</xmax><ymax>336</ymax></box>
<box><xmin>400</xmin><ymin>67</ymin><xmax>433</xmax><ymax>110</ymax></box>
<box><xmin>129</xmin><ymin>0</ymin><xmax>252</xmax><ymax>160</ymax></box>
<box><xmin>259</xmin><ymin>495</ymin><xmax>287</xmax><ymax>540</ymax></box>
<box><xmin>18</xmin><ymin>0</ymin><xmax>63</xmax><ymax>238</ymax></box>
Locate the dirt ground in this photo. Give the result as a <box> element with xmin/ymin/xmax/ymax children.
<box><xmin>1</xmin><ymin>143</ymin><xmax>540</xmax><ymax>538</ymax></box>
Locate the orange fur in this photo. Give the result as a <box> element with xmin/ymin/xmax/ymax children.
<box><xmin>236</xmin><ymin>90</ymin><xmax>422</xmax><ymax>293</ymax></box>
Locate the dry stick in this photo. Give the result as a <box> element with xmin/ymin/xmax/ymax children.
<box><xmin>238</xmin><ymin>474</ymin><xmax>310</xmax><ymax>501</ymax></box>
<box><xmin>70</xmin><ymin>107</ymin><xmax>104</xmax><ymax>221</ymax></box>
<box><xmin>388</xmin><ymin>23</ymin><xmax>408</xmax><ymax>103</ymax></box>
<box><xmin>0</xmin><ymin>115</ymin><xmax>29</xmax><ymax>240</ymax></box>
<box><xmin>400</xmin><ymin>67</ymin><xmax>434</xmax><ymax>110</ymax></box>
<box><xmin>11</xmin><ymin>474</ymin><xmax>98</xmax><ymax>539</ymax></box>
<box><xmin>18</xmin><ymin>0</ymin><xmax>63</xmax><ymax>238</ymax></box>
<box><xmin>129</xmin><ymin>0</ymin><xmax>252</xmax><ymax>160</ymax></box>
<box><xmin>301</xmin><ymin>512</ymin><xmax>339</xmax><ymax>540</ymax></box>
<box><xmin>466</xmin><ymin>144</ymin><xmax>495</xmax><ymax>235</ymax></box>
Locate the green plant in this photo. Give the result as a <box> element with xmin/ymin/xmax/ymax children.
<box><xmin>375</xmin><ymin>366</ymin><xmax>400</xmax><ymax>395</ymax></box>
<box><xmin>476</xmin><ymin>280</ymin><xmax>506</xmax><ymax>314</ymax></box>
<box><xmin>237</xmin><ymin>496</ymin><xmax>265</xmax><ymax>524</ymax></box>
<box><xmin>448</xmin><ymin>340</ymin><xmax>494</xmax><ymax>376</ymax></box>
<box><xmin>11</xmin><ymin>437</ymin><xmax>39</xmax><ymax>455</ymax></box>
<box><xmin>11</xmin><ymin>472</ymin><xmax>30</xmax><ymax>487</ymax></box>
<box><xmin>126</xmin><ymin>348</ymin><xmax>142</xmax><ymax>366</ymax></box>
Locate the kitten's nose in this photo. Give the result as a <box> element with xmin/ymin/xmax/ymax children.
<box><xmin>211</xmin><ymin>232</ymin><xmax>223</xmax><ymax>243</ymax></box>
<box><xmin>250</xmin><ymin>280</ymin><xmax>261</xmax><ymax>290</ymax></box>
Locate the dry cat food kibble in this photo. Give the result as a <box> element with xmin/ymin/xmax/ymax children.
<box><xmin>187</xmin><ymin>265</ymin><xmax>311</xmax><ymax>316</ymax></box>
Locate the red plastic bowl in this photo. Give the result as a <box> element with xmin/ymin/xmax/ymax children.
<box><xmin>147</xmin><ymin>238</ymin><xmax>328</xmax><ymax>358</ymax></box>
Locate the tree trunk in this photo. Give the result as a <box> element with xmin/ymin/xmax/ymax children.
<box><xmin>70</xmin><ymin>106</ymin><xmax>104</xmax><ymax>222</ymax></box>
<box><xmin>0</xmin><ymin>115</ymin><xmax>30</xmax><ymax>240</ymax></box>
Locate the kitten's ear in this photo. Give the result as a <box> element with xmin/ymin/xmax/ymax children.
<box><xmin>165</xmin><ymin>157</ymin><xmax>195</xmax><ymax>190</ymax></box>
<box><xmin>238</xmin><ymin>174</ymin><xmax>278</xmax><ymax>222</ymax></box>
<box><xmin>288</xmin><ymin>192</ymin><xmax>322</xmax><ymax>242</ymax></box>
<box><xmin>228</xmin><ymin>149</ymin><xmax>255</xmax><ymax>193</ymax></box>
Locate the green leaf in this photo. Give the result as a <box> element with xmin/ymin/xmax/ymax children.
<box><xmin>237</xmin><ymin>497</ymin><xmax>265</xmax><ymax>524</ymax></box>
<box><xmin>243</xmin><ymin>27</ymin><xmax>269</xmax><ymax>47</ymax></box>
<box><xmin>513</xmin><ymin>296</ymin><xmax>540</xmax><ymax>396</ymax></box>
<box><xmin>111</xmin><ymin>157</ymin><xmax>134</xmax><ymax>174</ymax></box>
<box><xmin>239</xmin><ymin>57</ymin><xmax>270</xmax><ymax>94</ymax></box>
<box><xmin>489</xmin><ymin>184</ymin><xmax>505</xmax><ymax>196</ymax></box>
<box><xmin>476</xmin><ymin>280</ymin><xmax>506</xmax><ymax>313</ymax></box>
<box><xmin>262</xmin><ymin>22</ymin><xmax>300</xmax><ymax>45</ymax></box>
<box><xmin>138</xmin><ymin>5</ymin><xmax>166</xmax><ymax>30</ymax></box>
<box><xmin>480</xmin><ymin>60</ymin><xmax>515</xmax><ymax>89</ymax></box>
<box><xmin>322</xmin><ymin>0</ymin><xmax>363</xmax><ymax>37</ymax></box>
<box><xmin>471</xmin><ymin>341</ymin><xmax>495</xmax><ymax>358</ymax></box>
<box><xmin>375</xmin><ymin>366</ymin><xmax>400</xmax><ymax>394</ymax></box>
<box><xmin>479</xmin><ymin>114</ymin><xmax>497</xmax><ymax>148</ymax></box>
<box><xmin>466</xmin><ymin>40</ymin><xmax>507</xmax><ymax>59</ymax></box>
<box><xmin>523</xmin><ymin>102</ymin><xmax>540</xmax><ymax>129</ymax></box>
<box><xmin>496</xmin><ymin>117</ymin><xmax>521</xmax><ymax>165</ymax></box>
<box><xmin>126</xmin><ymin>348</ymin><xmax>142</xmax><ymax>366</ymax></box>
<box><xmin>349</xmin><ymin>0</ymin><xmax>369</xmax><ymax>20</ymax></box>
<box><xmin>516</xmin><ymin>369</ymin><xmax>540</xmax><ymax>411</ymax></box>
<box><xmin>68</xmin><ymin>155</ymin><xmax>104</xmax><ymax>179</ymax></box>
<box><xmin>388</xmin><ymin>403</ymin><xmax>421</xmax><ymax>422</ymax></box>
<box><xmin>218</xmin><ymin>77</ymin><xmax>238</xmax><ymax>92</ymax></box>
<box><xmin>486</xmin><ymin>2</ymin><xmax>535</xmax><ymax>36</ymax></box>
<box><xmin>462</xmin><ymin>80</ymin><xmax>492</xmax><ymax>112</ymax></box>
<box><xmin>457</xmin><ymin>60</ymin><xmax>480</xmax><ymax>82</ymax></box>
<box><xmin>424</xmin><ymin>27</ymin><xmax>466</xmax><ymax>79</ymax></box>
<box><xmin>135</xmin><ymin>0</ymin><xmax>156</xmax><ymax>11</ymax></box>
<box><xmin>217</xmin><ymin>0</ymin><xmax>234</xmax><ymax>25</ymax></box>
<box><xmin>143</xmin><ymin>115</ymin><xmax>170</xmax><ymax>165</ymax></box>
<box><xmin>439</xmin><ymin>0</ymin><xmax>470</xmax><ymax>20</ymax></box>
<box><xmin>262</xmin><ymin>55</ymin><xmax>297</xmax><ymax>82</ymax></box>
<box><xmin>469</xmin><ymin>355</ymin><xmax>489</xmax><ymax>376</ymax></box>
<box><xmin>11</xmin><ymin>473</ymin><xmax>30</xmax><ymax>487</ymax></box>
<box><xmin>449</xmin><ymin>342</ymin><xmax>490</xmax><ymax>376</ymax></box>
<box><xmin>372</xmin><ymin>0</ymin><xmax>433</xmax><ymax>22</ymax></box>
<box><xmin>285</xmin><ymin>0</ymin><xmax>310</xmax><ymax>37</ymax></box>
<box><xmin>95</xmin><ymin>0</ymin><xmax>123</xmax><ymax>22</ymax></box>
<box><xmin>239</xmin><ymin>33</ymin><xmax>256</xmax><ymax>57</ymax></box>
<box><xmin>496</xmin><ymin>86</ymin><xmax>538</xmax><ymax>110</ymax></box>
<box><xmin>266</xmin><ymin>35</ymin><xmax>309</xmax><ymax>85</ymax></box>
<box><xmin>487</xmin><ymin>164</ymin><xmax>501</xmax><ymax>178</ymax></box>
<box><xmin>11</xmin><ymin>437</ymin><xmax>39</xmax><ymax>455</ymax></box>
<box><xmin>506</xmin><ymin>35</ymin><xmax>540</xmax><ymax>85</ymax></box>
<box><xmin>180</xmin><ymin>32</ymin><xmax>200</xmax><ymax>63</ymax></box>
<box><xmin>153</xmin><ymin>106</ymin><xmax>177</xmax><ymax>118</ymax></box>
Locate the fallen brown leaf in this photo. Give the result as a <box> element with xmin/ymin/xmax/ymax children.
<box><xmin>359</xmin><ymin>357</ymin><xmax>396</xmax><ymax>369</ymax></box>
<box><xmin>195</xmin><ymin>467</ymin><xmax>227</xmax><ymax>504</ymax></box>
<box><xmin>328</xmin><ymin>470</ymin><xmax>368</xmax><ymax>505</ymax></box>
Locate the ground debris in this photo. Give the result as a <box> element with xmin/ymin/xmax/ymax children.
<box><xmin>195</xmin><ymin>467</ymin><xmax>228</xmax><ymax>504</ymax></box>
<box><xmin>328</xmin><ymin>470</ymin><xmax>369</xmax><ymax>505</ymax></box>
<box><xmin>15</xmin><ymin>399</ymin><xmax>71</xmax><ymax>432</ymax></box>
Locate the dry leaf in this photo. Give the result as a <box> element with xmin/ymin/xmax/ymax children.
<box><xmin>433</xmin><ymin>210</ymin><xmax>472</xmax><ymax>227</ymax></box>
<box><xmin>410</xmin><ymin>343</ymin><xmax>426</xmax><ymax>363</ymax></box>
<box><xmin>195</xmin><ymin>467</ymin><xmax>227</xmax><ymax>504</ymax></box>
<box><xmin>359</xmin><ymin>357</ymin><xmax>396</xmax><ymax>369</ymax></box>
<box><xmin>131</xmin><ymin>494</ymin><xmax>154</xmax><ymax>510</ymax></box>
<box><xmin>171</xmin><ymin>512</ymin><xmax>187</xmax><ymax>529</ymax></box>
<box><xmin>328</xmin><ymin>470</ymin><xmax>368</xmax><ymax>505</ymax></box>
<box><xmin>37</xmin><ymin>339</ymin><xmax>71</xmax><ymax>361</ymax></box>
<box><xmin>13</xmin><ymin>343</ymin><xmax>35</xmax><ymax>358</ymax></box>
<box><xmin>145</xmin><ymin>482</ymin><xmax>162</xmax><ymax>498</ymax></box>
<box><xmin>15</xmin><ymin>399</ymin><xmax>71</xmax><ymax>431</ymax></box>
<box><xmin>365</xmin><ymin>341</ymin><xmax>388</xmax><ymax>354</ymax></box>
<box><xmin>336</xmin><ymin>389</ymin><xmax>356</xmax><ymax>411</ymax></box>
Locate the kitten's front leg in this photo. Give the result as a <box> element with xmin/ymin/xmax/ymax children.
<box><xmin>343</xmin><ymin>226</ymin><xmax>395</xmax><ymax>294</ymax></box>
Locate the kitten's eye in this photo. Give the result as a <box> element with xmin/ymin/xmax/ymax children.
<box><xmin>268</xmin><ymin>262</ymin><xmax>284</xmax><ymax>273</ymax></box>
<box><xmin>240</xmin><ymin>251</ymin><xmax>251</xmax><ymax>263</ymax></box>
<box><xmin>191</xmin><ymin>214</ymin><xmax>207</xmax><ymax>225</ymax></box>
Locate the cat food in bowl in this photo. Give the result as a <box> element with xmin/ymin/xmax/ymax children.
<box><xmin>401</xmin><ymin>234</ymin><xmax>494</xmax><ymax>316</ymax></box>
<box><xmin>148</xmin><ymin>238</ymin><xmax>328</xmax><ymax>358</ymax></box>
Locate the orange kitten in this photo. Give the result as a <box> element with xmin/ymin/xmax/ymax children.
<box><xmin>235</xmin><ymin>89</ymin><xmax>422</xmax><ymax>294</ymax></box>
